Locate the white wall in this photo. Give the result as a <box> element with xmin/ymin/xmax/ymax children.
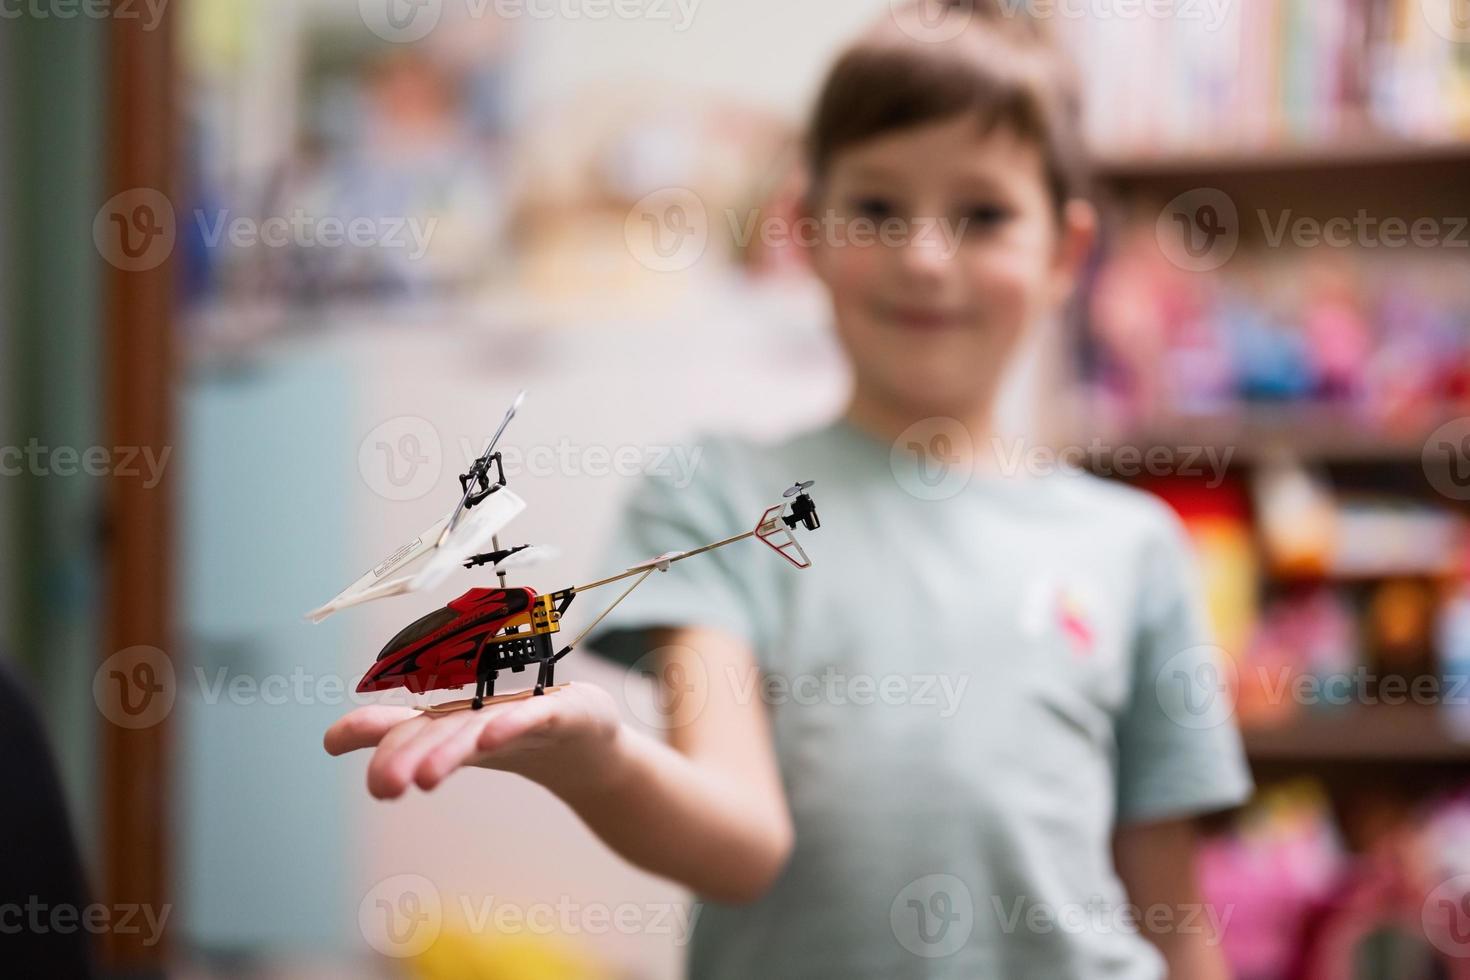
<box><xmin>513</xmin><ymin>0</ymin><xmax>894</xmax><ymax>121</ymax></box>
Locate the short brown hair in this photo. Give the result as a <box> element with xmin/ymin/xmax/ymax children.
<box><xmin>804</xmin><ymin>0</ymin><xmax>1088</xmax><ymax>217</ymax></box>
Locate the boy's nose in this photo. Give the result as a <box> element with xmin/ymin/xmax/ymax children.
<box><xmin>895</xmin><ymin>226</ymin><xmax>953</xmax><ymax>279</ymax></box>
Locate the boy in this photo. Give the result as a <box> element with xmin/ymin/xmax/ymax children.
<box><xmin>326</xmin><ymin>2</ymin><xmax>1252</xmax><ymax>976</ymax></box>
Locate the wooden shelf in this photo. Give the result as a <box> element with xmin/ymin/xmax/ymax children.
<box><xmin>1079</xmin><ymin>405</ymin><xmax>1447</xmax><ymax>463</ymax></box>
<box><xmin>1244</xmin><ymin>705</ymin><xmax>1470</xmax><ymax>763</ymax></box>
<box><xmin>1093</xmin><ymin>136</ymin><xmax>1470</xmax><ymax>181</ymax></box>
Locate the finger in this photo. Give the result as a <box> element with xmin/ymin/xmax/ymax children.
<box><xmin>367</xmin><ymin>711</ymin><xmax>476</xmax><ymax>800</ymax></box>
<box><xmin>476</xmin><ymin>697</ymin><xmax>559</xmax><ymax>755</ymax></box>
<box><xmin>416</xmin><ymin>713</ymin><xmax>498</xmax><ymax>790</ymax></box>
<box><xmin>323</xmin><ymin>705</ymin><xmax>421</xmax><ymax>756</ymax></box>
<box><xmin>379</xmin><ymin>708</ymin><xmax>482</xmax><ymax>793</ymax></box>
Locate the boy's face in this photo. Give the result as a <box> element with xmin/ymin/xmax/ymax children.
<box><xmin>806</xmin><ymin>114</ymin><xmax>1093</xmax><ymax>423</ymax></box>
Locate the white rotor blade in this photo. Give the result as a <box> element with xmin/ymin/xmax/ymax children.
<box><xmin>493</xmin><ymin>544</ymin><xmax>560</xmax><ymax>571</ymax></box>
<box><xmin>305</xmin><ymin>515</ymin><xmax>450</xmax><ymax>622</ymax></box>
<box><xmin>410</xmin><ymin>489</ymin><xmax>526</xmax><ymax>591</ymax></box>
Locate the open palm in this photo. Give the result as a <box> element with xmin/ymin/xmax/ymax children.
<box><xmin>323</xmin><ymin>682</ymin><xmax>623</xmax><ymax>800</ymax></box>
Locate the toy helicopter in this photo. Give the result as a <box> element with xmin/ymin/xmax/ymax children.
<box><xmin>307</xmin><ymin>392</ymin><xmax>821</xmax><ymax>714</ymax></box>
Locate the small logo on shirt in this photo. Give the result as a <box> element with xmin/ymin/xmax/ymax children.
<box><xmin>1021</xmin><ymin>575</ymin><xmax>1100</xmax><ymax>659</ymax></box>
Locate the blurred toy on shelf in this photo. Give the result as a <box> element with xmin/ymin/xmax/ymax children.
<box><xmin>1198</xmin><ymin>780</ymin><xmax>1346</xmax><ymax>980</ymax></box>
<box><xmin>1437</xmin><ymin>580</ymin><xmax>1470</xmax><ymax>740</ymax></box>
<box><xmin>1140</xmin><ymin>476</ymin><xmax>1261</xmax><ymax>659</ymax></box>
<box><xmin>1202</xmin><ymin>782</ymin><xmax>1470</xmax><ymax>980</ymax></box>
<box><xmin>1252</xmin><ymin>455</ymin><xmax>1337</xmax><ymax>579</ymax></box>
<box><xmin>1085</xmin><ymin>243</ymin><xmax>1470</xmax><ymax>436</ymax></box>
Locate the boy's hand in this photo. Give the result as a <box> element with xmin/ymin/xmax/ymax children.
<box><xmin>323</xmin><ymin>682</ymin><xmax>625</xmax><ymax>801</ymax></box>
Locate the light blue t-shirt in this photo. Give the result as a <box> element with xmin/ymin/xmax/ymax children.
<box><xmin>587</xmin><ymin>418</ymin><xmax>1253</xmax><ymax>980</ymax></box>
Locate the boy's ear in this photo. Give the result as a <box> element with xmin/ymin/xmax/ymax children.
<box><xmin>1050</xmin><ymin>198</ymin><xmax>1099</xmax><ymax>302</ymax></box>
<box><xmin>781</xmin><ymin>190</ymin><xmax>821</xmax><ymax>277</ymax></box>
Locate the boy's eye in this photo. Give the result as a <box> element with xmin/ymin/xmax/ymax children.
<box><xmin>959</xmin><ymin>203</ymin><xmax>1012</xmax><ymax>230</ymax></box>
<box><xmin>847</xmin><ymin>196</ymin><xmax>895</xmax><ymax>221</ymax></box>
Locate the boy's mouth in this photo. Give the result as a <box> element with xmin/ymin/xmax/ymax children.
<box><xmin>880</xmin><ymin>304</ymin><xmax>968</xmax><ymax>331</ymax></box>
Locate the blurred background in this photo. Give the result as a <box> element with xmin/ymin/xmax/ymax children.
<box><xmin>3</xmin><ymin>0</ymin><xmax>1470</xmax><ymax>977</ymax></box>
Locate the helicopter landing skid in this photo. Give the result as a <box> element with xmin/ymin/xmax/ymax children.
<box><xmin>415</xmin><ymin>683</ymin><xmax>570</xmax><ymax>716</ymax></box>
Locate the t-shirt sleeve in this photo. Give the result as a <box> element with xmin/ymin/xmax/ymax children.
<box><xmin>1113</xmin><ymin>504</ymin><xmax>1255</xmax><ymax>825</ymax></box>
<box><xmin>583</xmin><ymin>457</ymin><xmax>767</xmax><ymax>671</ymax></box>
